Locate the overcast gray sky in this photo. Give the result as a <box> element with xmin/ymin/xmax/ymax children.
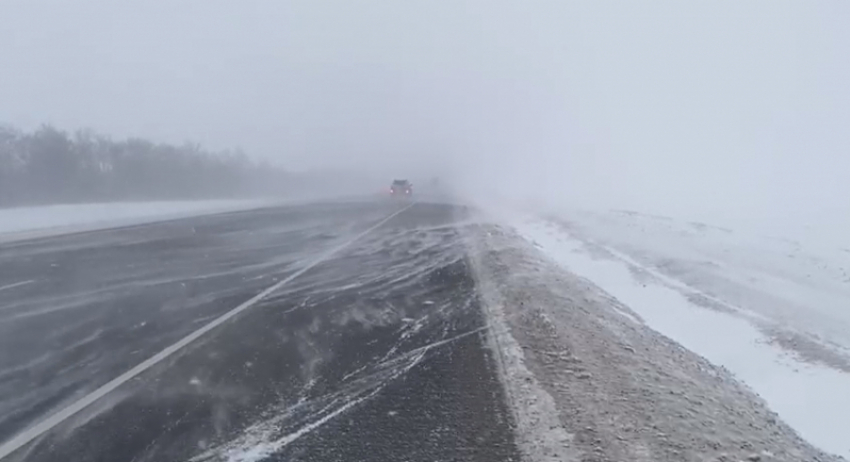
<box><xmin>1</xmin><ymin>1</ymin><xmax>848</xmax><ymax>230</ymax></box>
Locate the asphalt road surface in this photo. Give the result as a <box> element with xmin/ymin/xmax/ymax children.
<box><xmin>0</xmin><ymin>200</ymin><xmax>519</xmax><ymax>462</ymax></box>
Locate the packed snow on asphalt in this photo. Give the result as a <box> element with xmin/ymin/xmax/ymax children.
<box><xmin>0</xmin><ymin>200</ymin><xmax>276</xmax><ymax>242</ymax></box>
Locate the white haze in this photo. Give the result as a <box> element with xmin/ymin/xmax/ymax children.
<box><xmin>1</xmin><ymin>1</ymin><xmax>849</xmax><ymax>239</ymax></box>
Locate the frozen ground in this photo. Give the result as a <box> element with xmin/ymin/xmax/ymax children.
<box><xmin>470</xmin><ymin>224</ymin><xmax>840</xmax><ymax>462</ymax></box>
<box><xmin>0</xmin><ymin>200</ymin><xmax>277</xmax><ymax>242</ymax></box>
<box><xmin>490</xmin><ymin>207</ymin><xmax>850</xmax><ymax>459</ymax></box>
<box><xmin>466</xmin><ymin>221</ymin><xmax>841</xmax><ymax>462</ymax></box>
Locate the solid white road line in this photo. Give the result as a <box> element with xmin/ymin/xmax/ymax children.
<box><xmin>0</xmin><ymin>202</ymin><xmax>415</xmax><ymax>460</ymax></box>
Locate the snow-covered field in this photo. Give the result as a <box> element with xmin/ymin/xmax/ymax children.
<box><xmin>0</xmin><ymin>200</ymin><xmax>276</xmax><ymax>242</ymax></box>
<box><xmin>501</xmin><ymin>208</ymin><xmax>850</xmax><ymax>459</ymax></box>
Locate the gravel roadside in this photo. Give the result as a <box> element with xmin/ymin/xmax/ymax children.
<box><xmin>465</xmin><ymin>223</ymin><xmax>843</xmax><ymax>462</ymax></box>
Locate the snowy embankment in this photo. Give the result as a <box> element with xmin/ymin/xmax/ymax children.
<box><xmin>466</xmin><ymin>220</ymin><xmax>840</xmax><ymax>462</ymax></box>
<box><xmin>477</xmin><ymin>205</ymin><xmax>850</xmax><ymax>460</ymax></box>
<box><xmin>0</xmin><ymin>200</ymin><xmax>277</xmax><ymax>242</ymax></box>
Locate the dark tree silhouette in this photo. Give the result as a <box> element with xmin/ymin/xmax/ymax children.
<box><xmin>0</xmin><ymin>124</ymin><xmax>288</xmax><ymax>207</ymax></box>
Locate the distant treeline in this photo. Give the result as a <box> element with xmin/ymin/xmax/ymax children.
<box><xmin>0</xmin><ymin>124</ymin><xmax>288</xmax><ymax>207</ymax></box>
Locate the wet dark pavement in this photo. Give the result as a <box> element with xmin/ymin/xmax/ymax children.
<box><xmin>0</xmin><ymin>200</ymin><xmax>519</xmax><ymax>462</ymax></box>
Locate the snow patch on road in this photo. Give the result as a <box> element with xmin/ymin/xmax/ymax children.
<box><xmin>514</xmin><ymin>217</ymin><xmax>850</xmax><ymax>459</ymax></box>
<box><xmin>0</xmin><ymin>200</ymin><xmax>276</xmax><ymax>241</ymax></box>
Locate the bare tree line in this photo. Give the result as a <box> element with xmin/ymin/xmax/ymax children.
<box><xmin>0</xmin><ymin>124</ymin><xmax>288</xmax><ymax>207</ymax></box>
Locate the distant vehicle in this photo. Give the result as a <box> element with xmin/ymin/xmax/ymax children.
<box><xmin>390</xmin><ymin>179</ymin><xmax>412</xmax><ymax>197</ymax></box>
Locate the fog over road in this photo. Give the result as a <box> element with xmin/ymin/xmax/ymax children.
<box><xmin>0</xmin><ymin>200</ymin><xmax>518</xmax><ymax>462</ymax></box>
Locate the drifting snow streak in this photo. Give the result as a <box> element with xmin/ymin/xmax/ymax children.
<box><xmin>221</xmin><ymin>391</ymin><xmax>380</xmax><ymax>462</ymax></box>
<box><xmin>269</xmin><ymin>225</ymin><xmax>461</xmax><ymax>300</ymax></box>
<box><xmin>0</xmin><ymin>281</ymin><xmax>34</xmax><ymax>293</ymax></box>
<box><xmin>184</xmin><ymin>210</ymin><xmax>486</xmax><ymax>462</ymax></box>
<box><xmin>192</xmin><ymin>324</ymin><xmax>489</xmax><ymax>462</ymax></box>
<box><xmin>192</xmin><ymin>350</ymin><xmax>427</xmax><ymax>462</ymax></box>
<box><xmin>0</xmin><ymin>204</ymin><xmax>414</xmax><ymax>461</ymax></box>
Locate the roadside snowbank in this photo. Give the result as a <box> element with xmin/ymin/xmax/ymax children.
<box><xmin>0</xmin><ymin>200</ymin><xmax>276</xmax><ymax>242</ymax></box>
<box><xmin>510</xmin><ymin>213</ymin><xmax>850</xmax><ymax>459</ymax></box>
<box><xmin>557</xmin><ymin>208</ymin><xmax>850</xmax><ymax>352</ymax></box>
<box><xmin>466</xmin><ymin>221</ymin><xmax>840</xmax><ymax>462</ymax></box>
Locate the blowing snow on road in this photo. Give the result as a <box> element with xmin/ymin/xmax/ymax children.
<box><xmin>0</xmin><ymin>200</ymin><xmax>523</xmax><ymax>462</ymax></box>
<box><xmin>0</xmin><ymin>199</ymin><xmax>842</xmax><ymax>462</ymax></box>
<box><xmin>4</xmin><ymin>0</ymin><xmax>850</xmax><ymax>460</ymax></box>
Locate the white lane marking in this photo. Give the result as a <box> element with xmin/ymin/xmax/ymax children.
<box><xmin>0</xmin><ymin>280</ymin><xmax>35</xmax><ymax>293</ymax></box>
<box><xmin>0</xmin><ymin>203</ymin><xmax>415</xmax><ymax>460</ymax></box>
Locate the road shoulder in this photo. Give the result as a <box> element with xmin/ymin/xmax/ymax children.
<box><xmin>466</xmin><ymin>223</ymin><xmax>841</xmax><ymax>462</ymax></box>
